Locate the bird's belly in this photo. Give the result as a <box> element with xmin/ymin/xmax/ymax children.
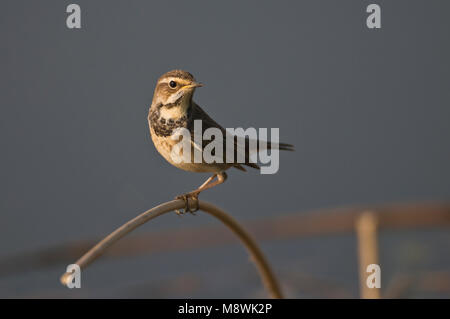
<box><xmin>150</xmin><ymin>127</ymin><xmax>229</xmax><ymax>173</ymax></box>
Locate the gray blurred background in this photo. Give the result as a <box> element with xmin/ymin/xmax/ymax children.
<box><xmin>1</xmin><ymin>0</ymin><xmax>449</xmax><ymax>298</ymax></box>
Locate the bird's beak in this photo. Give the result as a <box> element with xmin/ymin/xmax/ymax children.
<box><xmin>181</xmin><ymin>82</ymin><xmax>203</xmax><ymax>90</ymax></box>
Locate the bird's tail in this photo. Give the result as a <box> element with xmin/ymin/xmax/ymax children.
<box><xmin>265</xmin><ymin>141</ymin><xmax>295</xmax><ymax>152</ymax></box>
<box><xmin>233</xmin><ymin>135</ymin><xmax>295</xmax><ymax>154</ymax></box>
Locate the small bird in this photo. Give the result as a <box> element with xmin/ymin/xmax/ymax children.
<box><xmin>148</xmin><ymin>70</ymin><xmax>293</xmax><ymax>214</ymax></box>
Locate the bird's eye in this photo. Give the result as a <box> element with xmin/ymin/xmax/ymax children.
<box><xmin>169</xmin><ymin>81</ymin><xmax>177</xmax><ymax>88</ymax></box>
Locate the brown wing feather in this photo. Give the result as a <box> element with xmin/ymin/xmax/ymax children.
<box><xmin>189</xmin><ymin>103</ymin><xmax>260</xmax><ymax>171</ymax></box>
<box><xmin>189</xmin><ymin>102</ymin><xmax>294</xmax><ymax>170</ymax></box>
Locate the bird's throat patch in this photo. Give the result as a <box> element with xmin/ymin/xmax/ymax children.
<box><xmin>149</xmin><ymin>108</ymin><xmax>189</xmax><ymax>137</ymax></box>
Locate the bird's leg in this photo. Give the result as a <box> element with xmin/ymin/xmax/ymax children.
<box><xmin>175</xmin><ymin>172</ymin><xmax>228</xmax><ymax>215</ymax></box>
<box><xmin>195</xmin><ymin>172</ymin><xmax>227</xmax><ymax>193</ymax></box>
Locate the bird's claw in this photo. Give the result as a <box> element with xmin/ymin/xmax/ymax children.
<box><xmin>175</xmin><ymin>193</ymin><xmax>199</xmax><ymax>215</ymax></box>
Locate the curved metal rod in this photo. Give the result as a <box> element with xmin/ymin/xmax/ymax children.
<box><xmin>60</xmin><ymin>199</ymin><xmax>283</xmax><ymax>298</ymax></box>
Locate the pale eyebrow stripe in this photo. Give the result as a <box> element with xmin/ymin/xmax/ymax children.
<box><xmin>158</xmin><ymin>77</ymin><xmax>191</xmax><ymax>85</ymax></box>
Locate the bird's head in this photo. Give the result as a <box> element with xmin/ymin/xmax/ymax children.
<box><xmin>151</xmin><ymin>70</ymin><xmax>202</xmax><ymax>111</ymax></box>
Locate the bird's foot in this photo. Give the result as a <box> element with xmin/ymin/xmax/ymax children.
<box><xmin>174</xmin><ymin>192</ymin><xmax>199</xmax><ymax>215</ymax></box>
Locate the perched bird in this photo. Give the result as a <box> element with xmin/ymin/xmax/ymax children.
<box><xmin>148</xmin><ymin>70</ymin><xmax>293</xmax><ymax>213</ymax></box>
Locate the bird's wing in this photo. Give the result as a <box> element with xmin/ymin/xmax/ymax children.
<box><xmin>189</xmin><ymin>103</ymin><xmax>259</xmax><ymax>170</ymax></box>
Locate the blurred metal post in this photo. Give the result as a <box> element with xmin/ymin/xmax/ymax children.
<box><xmin>356</xmin><ymin>211</ymin><xmax>380</xmax><ymax>299</ymax></box>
